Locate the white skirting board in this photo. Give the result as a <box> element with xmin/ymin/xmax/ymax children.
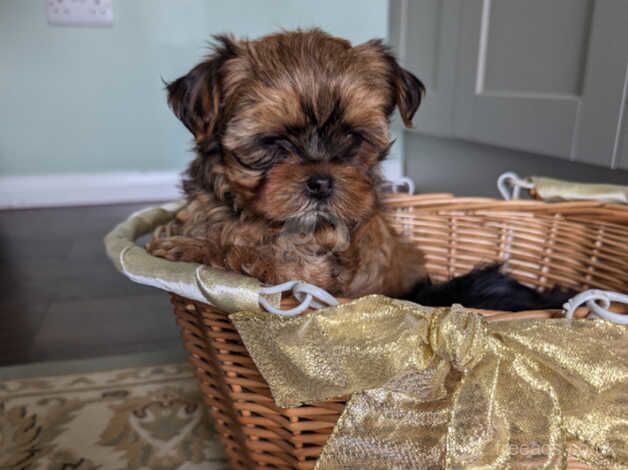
<box><xmin>0</xmin><ymin>172</ymin><xmax>182</xmax><ymax>209</ymax></box>
<box><xmin>0</xmin><ymin>159</ymin><xmax>404</xmax><ymax>209</ymax></box>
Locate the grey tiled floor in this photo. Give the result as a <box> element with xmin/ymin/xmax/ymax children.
<box><xmin>0</xmin><ymin>203</ymin><xmax>184</xmax><ymax>366</ymax></box>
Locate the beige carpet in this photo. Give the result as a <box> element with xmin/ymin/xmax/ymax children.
<box><xmin>0</xmin><ymin>362</ymin><xmax>228</xmax><ymax>469</ymax></box>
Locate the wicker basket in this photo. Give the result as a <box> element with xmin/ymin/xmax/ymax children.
<box><xmin>166</xmin><ymin>192</ymin><xmax>628</xmax><ymax>470</ymax></box>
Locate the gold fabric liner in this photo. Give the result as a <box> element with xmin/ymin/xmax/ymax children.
<box><xmin>196</xmin><ymin>265</ymin><xmax>262</xmax><ymax>313</ymax></box>
<box><xmin>531</xmin><ymin>176</ymin><xmax>628</xmax><ymax>204</ymax></box>
<box><xmin>231</xmin><ymin>295</ymin><xmax>628</xmax><ymax>469</ymax></box>
<box><xmin>104</xmin><ymin>202</ymin><xmax>278</xmax><ymax>313</ymax></box>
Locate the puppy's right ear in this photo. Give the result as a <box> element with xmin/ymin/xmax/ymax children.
<box><xmin>167</xmin><ymin>35</ymin><xmax>239</xmax><ymax>140</ymax></box>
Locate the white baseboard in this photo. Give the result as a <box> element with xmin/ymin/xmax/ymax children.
<box><xmin>0</xmin><ymin>160</ymin><xmax>405</xmax><ymax>209</ymax></box>
<box><xmin>0</xmin><ymin>172</ymin><xmax>182</xmax><ymax>209</ymax></box>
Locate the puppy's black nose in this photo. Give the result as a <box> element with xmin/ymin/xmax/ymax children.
<box><xmin>305</xmin><ymin>174</ymin><xmax>334</xmax><ymax>199</ymax></box>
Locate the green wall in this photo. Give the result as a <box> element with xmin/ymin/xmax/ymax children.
<box><xmin>0</xmin><ymin>0</ymin><xmax>388</xmax><ymax>175</ymax></box>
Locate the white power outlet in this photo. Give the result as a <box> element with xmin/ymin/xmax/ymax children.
<box><xmin>46</xmin><ymin>0</ymin><xmax>113</xmax><ymax>27</ymax></box>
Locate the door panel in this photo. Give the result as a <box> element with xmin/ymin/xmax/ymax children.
<box><xmin>573</xmin><ymin>0</ymin><xmax>628</xmax><ymax>168</ymax></box>
<box><xmin>483</xmin><ymin>0</ymin><xmax>592</xmax><ymax>96</ymax></box>
<box><xmin>454</xmin><ymin>0</ymin><xmax>594</xmax><ymax>159</ymax></box>
<box><xmin>620</xmin><ymin>87</ymin><xmax>628</xmax><ymax>169</ymax></box>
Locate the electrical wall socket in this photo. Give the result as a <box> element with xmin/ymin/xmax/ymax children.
<box><xmin>46</xmin><ymin>0</ymin><xmax>113</xmax><ymax>27</ymax></box>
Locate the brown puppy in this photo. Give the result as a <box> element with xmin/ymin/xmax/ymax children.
<box><xmin>148</xmin><ymin>29</ymin><xmax>427</xmax><ymax>298</ymax></box>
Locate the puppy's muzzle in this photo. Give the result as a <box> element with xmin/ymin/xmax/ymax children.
<box><xmin>305</xmin><ymin>174</ymin><xmax>334</xmax><ymax>200</ymax></box>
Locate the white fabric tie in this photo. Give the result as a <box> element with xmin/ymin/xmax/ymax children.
<box><xmin>563</xmin><ymin>289</ymin><xmax>628</xmax><ymax>325</ymax></box>
<box><xmin>497</xmin><ymin>171</ymin><xmax>534</xmax><ymax>200</ymax></box>
<box><xmin>259</xmin><ymin>281</ymin><xmax>339</xmax><ymax>316</ymax></box>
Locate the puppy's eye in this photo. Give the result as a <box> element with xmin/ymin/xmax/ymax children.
<box><xmin>258</xmin><ymin>135</ymin><xmax>294</xmax><ymax>152</ymax></box>
<box><xmin>332</xmin><ymin>131</ymin><xmax>366</xmax><ymax>162</ymax></box>
<box><xmin>349</xmin><ymin>130</ymin><xmax>364</xmax><ymax>141</ymax></box>
<box><xmin>243</xmin><ymin>135</ymin><xmax>295</xmax><ymax>170</ymax></box>
<box><xmin>350</xmin><ymin>130</ymin><xmax>374</xmax><ymax>146</ymax></box>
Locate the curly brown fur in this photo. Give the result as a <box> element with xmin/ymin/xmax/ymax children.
<box><xmin>148</xmin><ymin>29</ymin><xmax>426</xmax><ymax>298</ymax></box>
<box><xmin>148</xmin><ymin>29</ymin><xmax>573</xmax><ymax>311</ymax></box>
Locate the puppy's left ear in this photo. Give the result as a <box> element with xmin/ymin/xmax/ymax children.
<box><xmin>388</xmin><ymin>58</ymin><xmax>425</xmax><ymax>127</ymax></box>
<box><xmin>357</xmin><ymin>40</ymin><xmax>425</xmax><ymax>127</ymax></box>
<box><xmin>166</xmin><ymin>35</ymin><xmax>239</xmax><ymax>142</ymax></box>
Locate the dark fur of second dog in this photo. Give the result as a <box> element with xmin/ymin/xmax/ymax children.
<box><xmin>405</xmin><ymin>264</ymin><xmax>574</xmax><ymax>311</ymax></box>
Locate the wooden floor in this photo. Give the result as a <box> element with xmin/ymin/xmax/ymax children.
<box><xmin>0</xmin><ymin>203</ymin><xmax>183</xmax><ymax>366</ymax></box>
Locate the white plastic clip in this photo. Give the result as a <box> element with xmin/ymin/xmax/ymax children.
<box><xmin>385</xmin><ymin>177</ymin><xmax>416</xmax><ymax>195</ymax></box>
<box><xmin>497</xmin><ymin>172</ymin><xmax>534</xmax><ymax>200</ymax></box>
<box><xmin>259</xmin><ymin>280</ymin><xmax>339</xmax><ymax>317</ymax></box>
<box><xmin>563</xmin><ymin>289</ymin><xmax>628</xmax><ymax>325</ymax></box>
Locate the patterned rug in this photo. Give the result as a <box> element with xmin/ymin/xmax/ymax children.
<box><xmin>0</xmin><ymin>362</ymin><xmax>228</xmax><ymax>469</ymax></box>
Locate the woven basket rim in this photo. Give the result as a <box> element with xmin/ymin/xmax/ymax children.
<box><xmin>104</xmin><ymin>193</ymin><xmax>628</xmax><ymax>315</ymax></box>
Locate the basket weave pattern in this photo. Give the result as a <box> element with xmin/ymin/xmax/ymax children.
<box><xmin>171</xmin><ymin>194</ymin><xmax>628</xmax><ymax>470</ymax></box>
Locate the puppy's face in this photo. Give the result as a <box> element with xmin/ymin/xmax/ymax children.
<box><xmin>168</xmin><ymin>30</ymin><xmax>424</xmax><ymax>228</ymax></box>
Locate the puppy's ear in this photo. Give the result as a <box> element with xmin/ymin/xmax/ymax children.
<box><xmin>389</xmin><ymin>59</ymin><xmax>425</xmax><ymax>127</ymax></box>
<box><xmin>166</xmin><ymin>35</ymin><xmax>239</xmax><ymax>140</ymax></box>
<box><xmin>356</xmin><ymin>39</ymin><xmax>425</xmax><ymax>127</ymax></box>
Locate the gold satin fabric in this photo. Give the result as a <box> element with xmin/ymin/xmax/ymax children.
<box><xmin>530</xmin><ymin>176</ymin><xmax>628</xmax><ymax>204</ymax></box>
<box><xmin>104</xmin><ymin>203</ymin><xmax>277</xmax><ymax>312</ymax></box>
<box><xmin>230</xmin><ymin>295</ymin><xmax>628</xmax><ymax>469</ymax></box>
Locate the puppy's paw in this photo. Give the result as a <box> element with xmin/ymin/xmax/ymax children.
<box><xmin>146</xmin><ymin>236</ymin><xmax>210</xmax><ymax>264</ymax></box>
